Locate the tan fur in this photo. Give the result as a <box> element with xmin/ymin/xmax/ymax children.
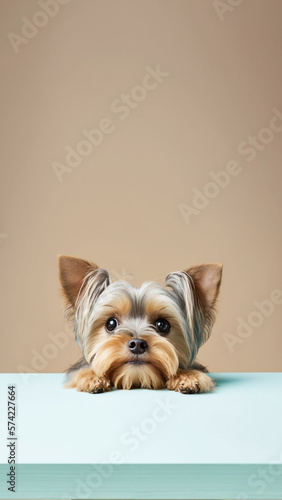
<box><xmin>66</xmin><ymin>368</ymin><xmax>111</xmax><ymax>393</ymax></box>
<box><xmin>112</xmin><ymin>364</ymin><xmax>165</xmax><ymax>390</ymax></box>
<box><xmin>58</xmin><ymin>255</ymin><xmax>97</xmax><ymax>307</ymax></box>
<box><xmin>83</xmin><ymin>295</ymin><xmax>132</xmax><ymax>362</ymax></box>
<box><xmin>186</xmin><ymin>263</ymin><xmax>222</xmax><ymax>312</ymax></box>
<box><xmin>166</xmin><ymin>369</ymin><xmax>215</xmax><ymax>394</ymax></box>
<box><xmin>93</xmin><ymin>332</ymin><xmax>179</xmax><ymax>390</ymax></box>
<box><xmin>144</xmin><ymin>295</ymin><xmax>190</xmax><ymax>368</ymax></box>
<box><xmin>59</xmin><ymin>255</ymin><xmax>222</xmax><ymax>395</ymax></box>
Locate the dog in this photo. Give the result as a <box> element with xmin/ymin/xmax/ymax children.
<box><xmin>58</xmin><ymin>255</ymin><xmax>222</xmax><ymax>394</ymax></box>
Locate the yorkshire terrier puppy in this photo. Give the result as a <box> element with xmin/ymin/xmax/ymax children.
<box><xmin>58</xmin><ymin>256</ymin><xmax>222</xmax><ymax>394</ymax></box>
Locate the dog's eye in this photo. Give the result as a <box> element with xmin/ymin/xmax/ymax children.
<box><xmin>155</xmin><ymin>318</ymin><xmax>170</xmax><ymax>335</ymax></box>
<box><xmin>106</xmin><ymin>317</ymin><xmax>119</xmax><ymax>332</ymax></box>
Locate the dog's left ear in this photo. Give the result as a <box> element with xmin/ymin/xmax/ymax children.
<box><xmin>165</xmin><ymin>263</ymin><xmax>222</xmax><ymax>345</ymax></box>
<box><xmin>185</xmin><ymin>263</ymin><xmax>223</xmax><ymax>315</ymax></box>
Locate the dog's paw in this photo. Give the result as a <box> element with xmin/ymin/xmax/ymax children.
<box><xmin>166</xmin><ymin>369</ymin><xmax>215</xmax><ymax>394</ymax></box>
<box><xmin>66</xmin><ymin>368</ymin><xmax>112</xmax><ymax>394</ymax></box>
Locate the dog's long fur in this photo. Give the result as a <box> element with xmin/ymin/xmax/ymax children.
<box><xmin>58</xmin><ymin>256</ymin><xmax>222</xmax><ymax>394</ymax></box>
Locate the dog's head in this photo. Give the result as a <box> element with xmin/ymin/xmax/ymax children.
<box><xmin>58</xmin><ymin>256</ymin><xmax>222</xmax><ymax>389</ymax></box>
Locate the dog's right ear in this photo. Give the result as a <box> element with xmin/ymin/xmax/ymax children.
<box><xmin>58</xmin><ymin>255</ymin><xmax>110</xmax><ymax>307</ymax></box>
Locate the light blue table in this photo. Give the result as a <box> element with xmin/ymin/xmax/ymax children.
<box><xmin>0</xmin><ymin>373</ymin><xmax>281</xmax><ymax>499</ymax></box>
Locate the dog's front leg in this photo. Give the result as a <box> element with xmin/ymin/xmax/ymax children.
<box><xmin>166</xmin><ymin>369</ymin><xmax>215</xmax><ymax>394</ymax></box>
<box><xmin>66</xmin><ymin>368</ymin><xmax>112</xmax><ymax>393</ymax></box>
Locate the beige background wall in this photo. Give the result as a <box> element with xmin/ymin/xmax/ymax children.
<box><xmin>1</xmin><ymin>0</ymin><xmax>282</xmax><ymax>374</ymax></box>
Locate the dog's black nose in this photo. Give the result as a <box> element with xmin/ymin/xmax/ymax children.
<box><xmin>128</xmin><ymin>338</ymin><xmax>148</xmax><ymax>355</ymax></box>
